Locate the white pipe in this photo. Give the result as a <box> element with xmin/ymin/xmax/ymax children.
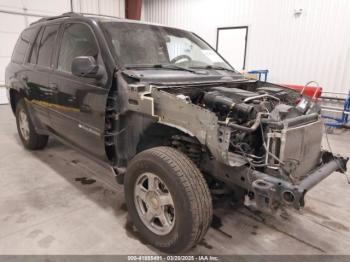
<box><xmin>322</xmin><ymin>105</ymin><xmax>347</xmax><ymax>111</ymax></box>
<box><xmin>0</xmin><ymin>9</ymin><xmax>48</xmax><ymax>18</ymax></box>
<box><xmin>321</xmin><ymin>108</ymin><xmax>350</xmax><ymax>115</ymax></box>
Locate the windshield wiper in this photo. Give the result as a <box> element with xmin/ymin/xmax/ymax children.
<box><xmin>124</xmin><ymin>64</ymin><xmax>201</xmax><ymax>74</ymax></box>
<box><xmin>191</xmin><ymin>65</ymin><xmax>237</xmax><ymax>73</ymax></box>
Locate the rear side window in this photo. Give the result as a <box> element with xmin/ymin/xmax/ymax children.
<box><xmin>11</xmin><ymin>27</ymin><xmax>39</xmax><ymax>64</ymax></box>
<box><xmin>58</xmin><ymin>23</ymin><xmax>98</xmax><ymax>73</ymax></box>
<box><xmin>37</xmin><ymin>24</ymin><xmax>59</xmax><ymax>67</ymax></box>
<box><xmin>28</xmin><ymin>27</ymin><xmax>44</xmax><ymax>64</ymax></box>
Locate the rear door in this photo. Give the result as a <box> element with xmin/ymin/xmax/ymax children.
<box><xmin>24</xmin><ymin>24</ymin><xmax>60</xmax><ymax>127</ymax></box>
<box><xmin>49</xmin><ymin>22</ymin><xmax>108</xmax><ymax>159</ymax></box>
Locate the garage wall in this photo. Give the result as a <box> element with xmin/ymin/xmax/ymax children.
<box><xmin>0</xmin><ymin>0</ymin><xmax>124</xmax><ymax>104</ymax></box>
<box><xmin>72</xmin><ymin>0</ymin><xmax>124</xmax><ymax>17</ymax></box>
<box><xmin>142</xmin><ymin>0</ymin><xmax>350</xmax><ymax>94</ymax></box>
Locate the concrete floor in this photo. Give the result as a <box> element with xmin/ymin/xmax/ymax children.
<box><xmin>1</xmin><ymin>104</ymin><xmax>350</xmax><ymax>255</ymax></box>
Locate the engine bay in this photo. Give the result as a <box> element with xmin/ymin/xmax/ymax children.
<box><xmin>161</xmin><ymin>82</ymin><xmax>322</xmax><ymax>182</ymax></box>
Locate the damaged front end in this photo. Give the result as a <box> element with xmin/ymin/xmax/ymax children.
<box><xmin>121</xmin><ymin>78</ymin><xmax>348</xmax><ymax>213</ymax></box>
<box><xmin>251</xmin><ymin>151</ymin><xmax>348</xmax><ymax>212</ymax></box>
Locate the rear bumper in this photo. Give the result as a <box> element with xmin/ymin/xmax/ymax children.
<box><xmin>250</xmin><ymin>152</ymin><xmax>348</xmax><ymax>211</ymax></box>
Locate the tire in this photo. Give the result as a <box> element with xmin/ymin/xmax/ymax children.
<box><xmin>15</xmin><ymin>99</ymin><xmax>48</xmax><ymax>150</ymax></box>
<box><xmin>124</xmin><ymin>146</ymin><xmax>213</xmax><ymax>253</ymax></box>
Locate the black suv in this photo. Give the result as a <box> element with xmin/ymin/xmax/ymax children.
<box><xmin>6</xmin><ymin>12</ymin><xmax>348</xmax><ymax>253</ymax></box>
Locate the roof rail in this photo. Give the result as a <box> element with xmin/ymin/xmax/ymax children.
<box><xmin>30</xmin><ymin>12</ymin><xmax>83</xmax><ymax>25</ymax></box>
<box><xmin>79</xmin><ymin>12</ymin><xmax>121</xmax><ymax>19</ymax></box>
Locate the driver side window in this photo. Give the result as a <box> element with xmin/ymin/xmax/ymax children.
<box><xmin>166</xmin><ymin>36</ymin><xmax>191</xmax><ymax>61</ymax></box>
<box><xmin>166</xmin><ymin>35</ymin><xmax>210</xmax><ymax>64</ymax></box>
<box><xmin>58</xmin><ymin>23</ymin><xmax>98</xmax><ymax>73</ymax></box>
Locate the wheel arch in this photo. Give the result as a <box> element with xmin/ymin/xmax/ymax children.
<box><xmin>135</xmin><ymin>122</ymin><xmax>209</xmax><ymax>169</ymax></box>
<box><xmin>136</xmin><ymin>122</ymin><xmax>192</xmax><ymax>153</ymax></box>
<box><xmin>9</xmin><ymin>89</ymin><xmax>22</xmax><ymax>114</ymax></box>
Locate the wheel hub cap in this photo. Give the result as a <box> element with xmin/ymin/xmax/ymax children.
<box><xmin>134</xmin><ymin>172</ymin><xmax>175</xmax><ymax>235</ymax></box>
<box><xmin>18</xmin><ymin>109</ymin><xmax>30</xmax><ymax>140</ymax></box>
<box><xmin>147</xmin><ymin>192</ymin><xmax>160</xmax><ymax>210</ymax></box>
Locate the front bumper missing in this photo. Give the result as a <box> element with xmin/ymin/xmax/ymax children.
<box><xmin>250</xmin><ymin>152</ymin><xmax>349</xmax><ymax>212</ymax></box>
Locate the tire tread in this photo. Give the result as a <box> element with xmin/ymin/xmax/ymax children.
<box><xmin>144</xmin><ymin>146</ymin><xmax>213</xmax><ymax>252</ymax></box>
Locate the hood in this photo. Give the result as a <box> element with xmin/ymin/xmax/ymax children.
<box><xmin>121</xmin><ymin>68</ymin><xmax>251</xmax><ymax>85</ymax></box>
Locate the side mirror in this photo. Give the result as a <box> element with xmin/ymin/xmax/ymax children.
<box><xmin>71</xmin><ymin>56</ymin><xmax>100</xmax><ymax>78</ymax></box>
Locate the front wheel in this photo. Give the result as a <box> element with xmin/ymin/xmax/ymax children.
<box><xmin>15</xmin><ymin>99</ymin><xmax>48</xmax><ymax>150</ymax></box>
<box><xmin>124</xmin><ymin>147</ymin><xmax>213</xmax><ymax>253</ymax></box>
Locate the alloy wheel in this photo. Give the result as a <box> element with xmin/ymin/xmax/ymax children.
<box><xmin>134</xmin><ymin>172</ymin><xmax>175</xmax><ymax>235</ymax></box>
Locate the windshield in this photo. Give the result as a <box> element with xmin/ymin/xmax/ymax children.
<box><xmin>102</xmin><ymin>21</ymin><xmax>233</xmax><ymax>70</ymax></box>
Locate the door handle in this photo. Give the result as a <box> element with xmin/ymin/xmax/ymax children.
<box><xmin>80</xmin><ymin>104</ymin><xmax>92</xmax><ymax>113</ymax></box>
<box><xmin>49</xmin><ymin>83</ymin><xmax>58</xmax><ymax>92</ymax></box>
<box><xmin>20</xmin><ymin>74</ymin><xmax>28</xmax><ymax>82</ymax></box>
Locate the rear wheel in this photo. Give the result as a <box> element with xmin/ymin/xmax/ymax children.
<box><xmin>15</xmin><ymin>99</ymin><xmax>48</xmax><ymax>150</ymax></box>
<box><xmin>125</xmin><ymin>146</ymin><xmax>212</xmax><ymax>253</ymax></box>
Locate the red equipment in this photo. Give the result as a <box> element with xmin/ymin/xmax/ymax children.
<box><xmin>283</xmin><ymin>84</ymin><xmax>322</xmax><ymax>100</ymax></box>
<box><xmin>282</xmin><ymin>84</ymin><xmax>322</xmax><ymax>100</ymax></box>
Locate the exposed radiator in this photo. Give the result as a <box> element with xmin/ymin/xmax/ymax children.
<box><xmin>266</xmin><ymin>118</ymin><xmax>323</xmax><ymax>180</ymax></box>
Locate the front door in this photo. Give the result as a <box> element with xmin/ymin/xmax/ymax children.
<box><xmin>49</xmin><ymin>22</ymin><xmax>108</xmax><ymax>160</ymax></box>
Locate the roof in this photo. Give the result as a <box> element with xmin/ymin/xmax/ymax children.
<box><xmin>30</xmin><ymin>12</ymin><xmax>116</xmax><ymax>25</ymax></box>
<box><xmin>29</xmin><ymin>12</ymin><xmax>182</xmax><ymax>30</ymax></box>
